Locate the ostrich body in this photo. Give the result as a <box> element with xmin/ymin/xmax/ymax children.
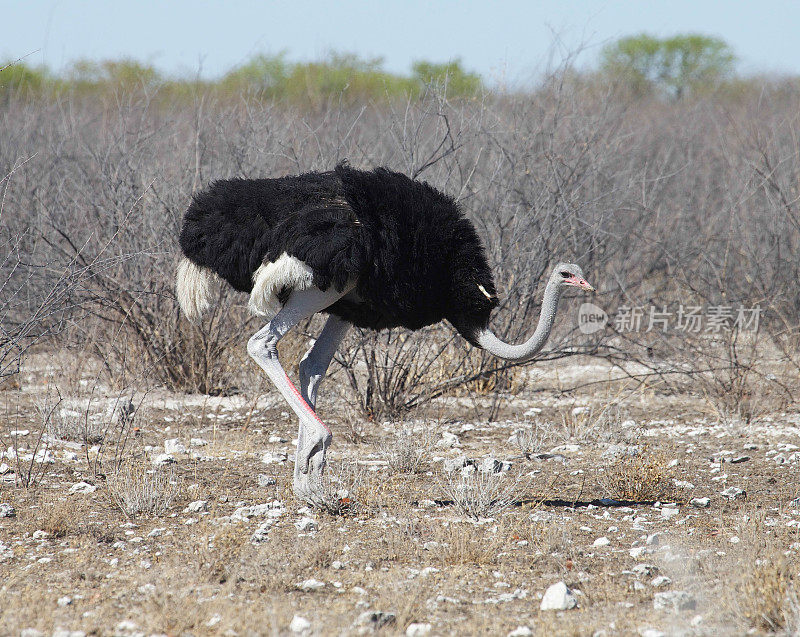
<box><xmin>177</xmin><ymin>164</ymin><xmax>594</xmax><ymax>504</ymax></box>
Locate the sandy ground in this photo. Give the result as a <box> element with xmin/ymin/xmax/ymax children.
<box><xmin>1</xmin><ymin>356</ymin><xmax>799</xmax><ymax>636</ymax></box>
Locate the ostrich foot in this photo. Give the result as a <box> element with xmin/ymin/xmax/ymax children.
<box><xmin>292</xmin><ymin>419</ymin><xmax>332</xmax><ymax>508</ymax></box>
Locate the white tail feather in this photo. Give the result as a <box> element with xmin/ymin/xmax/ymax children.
<box><xmin>176</xmin><ymin>257</ymin><xmax>218</xmax><ymax>323</ymax></box>
<box><xmin>249</xmin><ymin>253</ymin><xmax>315</xmax><ymax>320</ymax></box>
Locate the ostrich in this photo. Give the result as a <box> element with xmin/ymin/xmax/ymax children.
<box><xmin>176</xmin><ymin>163</ymin><xmax>594</xmax><ymax>504</ymax></box>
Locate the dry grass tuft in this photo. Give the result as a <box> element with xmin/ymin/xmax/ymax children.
<box><xmin>107</xmin><ymin>457</ymin><xmax>183</xmax><ymax>517</ymax></box>
<box><xmin>43</xmin><ymin>405</ymin><xmax>105</xmax><ymax>444</ymax></box>
<box><xmin>734</xmin><ymin>558</ymin><xmax>798</xmax><ymax>632</ymax></box>
<box><xmin>38</xmin><ymin>498</ymin><xmax>81</xmax><ymax>538</ymax></box>
<box><xmin>596</xmin><ymin>448</ymin><xmax>673</xmax><ymax>502</ymax></box>
<box><xmin>439</xmin><ymin>469</ymin><xmax>531</xmax><ymax>520</ymax></box>
<box><xmin>434</xmin><ymin>520</ymin><xmax>507</xmax><ymax>566</ymax></box>
<box><xmin>511</xmin><ymin>419</ymin><xmax>553</xmax><ymax>456</ymax></box>
<box><xmin>316</xmin><ymin>460</ymin><xmax>367</xmax><ymax>515</ymax></box>
<box><xmin>194</xmin><ymin>522</ymin><xmax>250</xmax><ymax>584</ymax></box>
<box><xmin>557</xmin><ymin>402</ymin><xmax>630</xmax><ymax>442</ymax></box>
<box><xmin>383</xmin><ymin>426</ymin><xmax>434</xmax><ymax>474</ymax></box>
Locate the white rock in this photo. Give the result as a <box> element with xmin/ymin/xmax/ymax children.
<box><xmin>232</xmin><ymin>501</ymin><xmax>284</xmax><ymax>521</ymax></box>
<box><xmin>632</xmin><ymin>564</ymin><xmax>656</xmax><ymax>577</ymax></box>
<box><xmin>20</xmin><ymin>630</ymin><xmax>44</xmax><ymax>637</ymax></box>
<box><xmin>295</xmin><ymin>517</ymin><xmax>318</xmax><ymax>532</ymax></box>
<box><xmin>646</xmin><ymin>533</ymin><xmax>662</xmax><ymax>546</ymax></box>
<box><xmin>0</xmin><ymin>503</ymin><xmax>16</xmax><ymax>518</ymax></box>
<box><xmin>540</xmin><ymin>581</ymin><xmax>578</xmax><ymax>611</ymax></box>
<box><xmin>251</xmin><ymin>521</ymin><xmax>275</xmax><ymax>543</ymax></box>
<box><xmin>258</xmin><ymin>474</ymin><xmax>277</xmax><ymax>487</ymax></box>
<box><xmin>602</xmin><ymin>444</ymin><xmax>641</xmax><ymax>459</ymax></box>
<box><xmin>331</xmin><ymin>560</ymin><xmax>344</xmax><ymax>570</ymax></box>
<box><xmin>57</xmin><ymin>595</ymin><xmax>72</xmax><ymax>606</ymax></box>
<box><xmin>32</xmin><ymin>530</ymin><xmax>49</xmax><ymax>540</ymax></box>
<box><xmin>185</xmin><ymin>500</ymin><xmax>208</xmax><ymax>513</ymax></box>
<box><xmin>406</xmin><ymin>623</ymin><xmax>432</xmax><ymax>637</ymax></box>
<box><xmin>356</xmin><ymin>611</ymin><xmax>396</xmax><ymax>629</ymax></box>
<box><xmin>69</xmin><ymin>481</ymin><xmax>97</xmax><ymax>494</ymax></box>
<box><xmin>507</xmin><ymin>627</ymin><xmax>533</xmax><ymax>637</ymax></box>
<box><xmin>661</xmin><ymin>507</ymin><xmax>679</xmax><ymax>519</ymax></box>
<box><xmin>720</xmin><ymin>486</ymin><xmax>745</xmax><ymax>500</ymax></box>
<box><xmin>690</xmin><ymin>497</ymin><xmax>710</xmax><ymax>508</ymax></box>
<box><xmin>640</xmin><ymin>630</ymin><xmax>666</xmax><ymax>637</ymax></box>
<box><xmin>653</xmin><ymin>590</ymin><xmax>696</xmax><ymax>612</ymax></box>
<box><xmin>52</xmin><ymin>629</ymin><xmax>85</xmax><ymax>637</ymax></box>
<box><xmin>0</xmin><ymin>462</ymin><xmax>10</xmax><ymax>474</ymax></box>
<box><xmin>651</xmin><ymin>575</ymin><xmax>671</xmax><ymax>587</ymax></box>
<box><xmin>593</xmin><ymin>536</ymin><xmax>610</xmax><ymax>547</ymax></box>
<box><xmin>289</xmin><ymin>615</ymin><xmax>311</xmax><ymax>633</ymax></box>
<box><xmin>164</xmin><ymin>438</ymin><xmax>187</xmax><ymax>455</ymax></box>
<box><xmin>261</xmin><ymin>451</ymin><xmax>288</xmax><ymax>464</ymax></box>
<box><xmin>206</xmin><ymin>614</ymin><xmax>222</xmax><ymax>627</ymax></box>
<box><xmin>115</xmin><ymin>620</ymin><xmax>139</xmax><ymax>633</ymax></box>
<box><xmin>297</xmin><ymin>578</ymin><xmax>325</xmax><ymax>591</ymax></box>
<box><xmin>436</xmin><ymin>432</ymin><xmax>460</xmax><ymax>448</ymax></box>
<box><xmin>478</xmin><ymin>457</ymin><xmax>512</xmax><ymax>474</ymax></box>
<box><xmin>190</xmin><ymin>438</ymin><xmax>208</xmax><ymax>447</ymax></box>
<box><xmin>152</xmin><ymin>453</ymin><xmax>175</xmax><ymax>466</ymax></box>
<box><xmin>148</xmin><ymin>527</ymin><xmax>165</xmax><ymax>537</ymax></box>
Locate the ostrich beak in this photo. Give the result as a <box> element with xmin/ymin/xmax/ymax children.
<box><xmin>565</xmin><ymin>276</ymin><xmax>596</xmax><ymax>292</ymax></box>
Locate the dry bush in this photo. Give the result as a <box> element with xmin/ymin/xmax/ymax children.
<box><xmin>735</xmin><ymin>559</ymin><xmax>798</xmax><ymax>632</ymax></box>
<box><xmin>44</xmin><ymin>406</ymin><xmax>105</xmax><ymax>444</ymax></box>
<box><xmin>511</xmin><ymin>420</ymin><xmax>552</xmax><ymax>456</ymax></box>
<box><xmin>107</xmin><ymin>457</ymin><xmax>183</xmax><ymax>517</ymax></box>
<box><xmin>716</xmin><ymin>513</ymin><xmax>800</xmax><ymax>632</ymax></box>
<box><xmin>596</xmin><ymin>448</ymin><xmax>674</xmax><ymax>502</ymax></box>
<box><xmin>383</xmin><ymin>425</ymin><xmax>435</xmax><ymax>474</ymax></box>
<box><xmin>438</xmin><ymin>468</ymin><xmax>532</xmax><ymax>520</ymax></box>
<box><xmin>193</xmin><ymin>523</ymin><xmax>250</xmax><ymax>584</ymax></box>
<box><xmin>316</xmin><ymin>460</ymin><xmax>367</xmax><ymax>515</ymax></box>
<box><xmin>555</xmin><ymin>400</ymin><xmax>631</xmax><ymax>443</ymax></box>
<box><xmin>37</xmin><ymin>498</ymin><xmax>82</xmax><ymax>539</ymax></box>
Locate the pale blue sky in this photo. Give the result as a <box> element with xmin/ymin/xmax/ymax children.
<box><xmin>4</xmin><ymin>1</ymin><xmax>800</xmax><ymax>85</ymax></box>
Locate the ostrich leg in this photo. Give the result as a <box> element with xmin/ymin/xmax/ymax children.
<box><xmin>246</xmin><ymin>285</ymin><xmax>352</xmax><ymax>505</ymax></box>
<box><xmin>298</xmin><ymin>315</ymin><xmax>350</xmax><ymax>411</ymax></box>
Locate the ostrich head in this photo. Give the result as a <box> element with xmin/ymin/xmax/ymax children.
<box><xmin>466</xmin><ymin>261</ymin><xmax>595</xmax><ymax>361</ymax></box>
<box><xmin>552</xmin><ymin>262</ymin><xmax>595</xmax><ymax>292</ymax></box>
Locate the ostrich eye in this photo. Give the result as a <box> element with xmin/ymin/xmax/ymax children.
<box><xmin>560</xmin><ymin>271</ymin><xmax>572</xmax><ymax>278</ymax></box>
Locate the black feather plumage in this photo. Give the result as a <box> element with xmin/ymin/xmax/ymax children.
<box><xmin>179</xmin><ymin>163</ymin><xmax>498</xmax><ymax>343</ymax></box>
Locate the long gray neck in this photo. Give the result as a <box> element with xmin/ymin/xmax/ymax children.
<box><xmin>476</xmin><ymin>276</ymin><xmax>563</xmax><ymax>361</ymax></box>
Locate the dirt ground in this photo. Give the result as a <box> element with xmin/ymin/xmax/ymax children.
<box><xmin>1</xmin><ymin>355</ymin><xmax>799</xmax><ymax>636</ymax></box>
